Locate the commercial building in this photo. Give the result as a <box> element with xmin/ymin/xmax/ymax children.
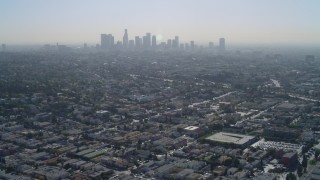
<box><xmin>167</xmin><ymin>39</ymin><xmax>172</xmax><ymax>49</ymax></box>
<box><xmin>123</xmin><ymin>29</ymin><xmax>129</xmax><ymax>48</ymax></box>
<box><xmin>135</xmin><ymin>36</ymin><xmax>142</xmax><ymax>48</ymax></box>
<box><xmin>129</xmin><ymin>40</ymin><xmax>134</xmax><ymax>48</ymax></box>
<box><xmin>152</xmin><ymin>35</ymin><xmax>157</xmax><ymax>48</ymax></box>
<box><xmin>219</xmin><ymin>38</ymin><xmax>225</xmax><ymax>51</ymax></box>
<box><xmin>190</xmin><ymin>41</ymin><xmax>195</xmax><ymax>50</ymax></box>
<box><xmin>143</xmin><ymin>33</ymin><xmax>151</xmax><ymax>49</ymax></box>
<box><xmin>209</xmin><ymin>42</ymin><xmax>214</xmax><ymax>49</ymax></box>
<box><xmin>173</xmin><ymin>36</ymin><xmax>179</xmax><ymax>48</ymax></box>
<box><xmin>101</xmin><ymin>34</ymin><xmax>114</xmax><ymax>49</ymax></box>
<box><xmin>2</xmin><ymin>44</ymin><xmax>6</xmax><ymax>51</ymax></box>
<box><xmin>205</xmin><ymin>132</ymin><xmax>257</xmax><ymax>148</ymax></box>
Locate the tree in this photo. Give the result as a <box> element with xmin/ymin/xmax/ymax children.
<box><xmin>286</xmin><ymin>172</ymin><xmax>297</xmax><ymax>180</ymax></box>
<box><xmin>224</xmin><ymin>158</ymin><xmax>233</xmax><ymax>167</ymax></box>
<box><xmin>137</xmin><ymin>139</ymin><xmax>142</xmax><ymax>150</ymax></box>
<box><xmin>302</xmin><ymin>155</ymin><xmax>308</xmax><ymax>169</ymax></box>
<box><xmin>38</xmin><ymin>131</ymin><xmax>44</xmax><ymax>137</ymax></box>
<box><xmin>159</xmin><ymin>124</ymin><xmax>164</xmax><ymax>131</ymax></box>
<box><xmin>26</xmin><ymin>133</ymin><xmax>33</xmax><ymax>139</ymax></box>
<box><xmin>315</xmin><ymin>149</ymin><xmax>320</xmax><ymax>160</ymax></box>
<box><xmin>309</xmin><ymin>159</ymin><xmax>316</xmax><ymax>165</ymax></box>
<box><xmin>133</xmin><ymin>160</ymin><xmax>139</xmax><ymax>167</ymax></box>
<box><xmin>302</xmin><ymin>155</ymin><xmax>308</xmax><ymax>173</ymax></box>
<box><xmin>297</xmin><ymin>164</ymin><xmax>303</xmax><ymax>177</ymax></box>
<box><xmin>233</xmin><ymin>157</ymin><xmax>240</xmax><ymax>167</ymax></box>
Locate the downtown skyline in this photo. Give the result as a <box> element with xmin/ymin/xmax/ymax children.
<box><xmin>100</xmin><ymin>29</ymin><xmax>226</xmax><ymax>50</ymax></box>
<box><xmin>1</xmin><ymin>0</ymin><xmax>320</xmax><ymax>46</ymax></box>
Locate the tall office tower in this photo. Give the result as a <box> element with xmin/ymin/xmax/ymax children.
<box><xmin>172</xmin><ymin>39</ymin><xmax>177</xmax><ymax>49</ymax></box>
<box><xmin>123</xmin><ymin>29</ymin><xmax>129</xmax><ymax>48</ymax></box>
<box><xmin>135</xmin><ymin>36</ymin><xmax>142</xmax><ymax>48</ymax></box>
<box><xmin>167</xmin><ymin>39</ymin><xmax>172</xmax><ymax>49</ymax></box>
<box><xmin>84</xmin><ymin>43</ymin><xmax>87</xmax><ymax>49</ymax></box>
<box><xmin>152</xmin><ymin>35</ymin><xmax>157</xmax><ymax>48</ymax></box>
<box><xmin>129</xmin><ymin>40</ymin><xmax>134</xmax><ymax>49</ymax></box>
<box><xmin>101</xmin><ymin>34</ymin><xmax>108</xmax><ymax>49</ymax></box>
<box><xmin>180</xmin><ymin>43</ymin><xmax>184</xmax><ymax>50</ymax></box>
<box><xmin>110</xmin><ymin>35</ymin><xmax>114</xmax><ymax>48</ymax></box>
<box><xmin>185</xmin><ymin>43</ymin><xmax>189</xmax><ymax>50</ymax></box>
<box><xmin>142</xmin><ymin>36</ymin><xmax>147</xmax><ymax>48</ymax></box>
<box><xmin>174</xmin><ymin>36</ymin><xmax>179</xmax><ymax>48</ymax></box>
<box><xmin>209</xmin><ymin>42</ymin><xmax>214</xmax><ymax>49</ymax></box>
<box><xmin>160</xmin><ymin>42</ymin><xmax>166</xmax><ymax>49</ymax></box>
<box><xmin>146</xmin><ymin>33</ymin><xmax>151</xmax><ymax>48</ymax></box>
<box><xmin>219</xmin><ymin>38</ymin><xmax>225</xmax><ymax>51</ymax></box>
<box><xmin>116</xmin><ymin>41</ymin><xmax>122</xmax><ymax>49</ymax></box>
<box><xmin>190</xmin><ymin>41</ymin><xmax>195</xmax><ymax>49</ymax></box>
<box><xmin>101</xmin><ymin>34</ymin><xmax>114</xmax><ymax>49</ymax></box>
<box><xmin>1</xmin><ymin>44</ymin><xmax>6</xmax><ymax>51</ymax></box>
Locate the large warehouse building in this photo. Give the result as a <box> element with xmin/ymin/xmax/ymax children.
<box><xmin>205</xmin><ymin>132</ymin><xmax>257</xmax><ymax>148</ymax></box>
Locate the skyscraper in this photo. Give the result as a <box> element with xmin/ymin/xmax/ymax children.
<box><xmin>129</xmin><ymin>40</ymin><xmax>134</xmax><ymax>49</ymax></box>
<box><xmin>135</xmin><ymin>36</ymin><xmax>142</xmax><ymax>48</ymax></box>
<box><xmin>101</xmin><ymin>34</ymin><xmax>114</xmax><ymax>50</ymax></box>
<box><xmin>174</xmin><ymin>36</ymin><xmax>179</xmax><ymax>49</ymax></box>
<box><xmin>1</xmin><ymin>44</ymin><xmax>6</xmax><ymax>52</ymax></box>
<box><xmin>110</xmin><ymin>35</ymin><xmax>114</xmax><ymax>47</ymax></box>
<box><xmin>101</xmin><ymin>34</ymin><xmax>108</xmax><ymax>49</ymax></box>
<box><xmin>142</xmin><ymin>36</ymin><xmax>147</xmax><ymax>48</ymax></box>
<box><xmin>185</xmin><ymin>43</ymin><xmax>189</xmax><ymax>50</ymax></box>
<box><xmin>116</xmin><ymin>41</ymin><xmax>122</xmax><ymax>49</ymax></box>
<box><xmin>146</xmin><ymin>33</ymin><xmax>151</xmax><ymax>48</ymax></box>
<box><xmin>152</xmin><ymin>35</ymin><xmax>157</xmax><ymax>48</ymax></box>
<box><xmin>209</xmin><ymin>42</ymin><xmax>214</xmax><ymax>49</ymax></box>
<box><xmin>167</xmin><ymin>39</ymin><xmax>172</xmax><ymax>49</ymax></box>
<box><xmin>219</xmin><ymin>38</ymin><xmax>225</xmax><ymax>51</ymax></box>
<box><xmin>172</xmin><ymin>39</ymin><xmax>177</xmax><ymax>49</ymax></box>
<box><xmin>123</xmin><ymin>29</ymin><xmax>129</xmax><ymax>48</ymax></box>
<box><xmin>180</xmin><ymin>43</ymin><xmax>184</xmax><ymax>50</ymax></box>
<box><xmin>190</xmin><ymin>41</ymin><xmax>195</xmax><ymax>50</ymax></box>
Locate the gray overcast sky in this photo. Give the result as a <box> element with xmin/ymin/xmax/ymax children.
<box><xmin>1</xmin><ymin>0</ymin><xmax>320</xmax><ymax>45</ymax></box>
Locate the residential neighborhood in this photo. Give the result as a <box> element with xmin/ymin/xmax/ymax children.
<box><xmin>1</xmin><ymin>47</ymin><xmax>320</xmax><ymax>179</ymax></box>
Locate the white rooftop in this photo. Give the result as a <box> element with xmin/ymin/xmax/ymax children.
<box><xmin>184</xmin><ymin>126</ymin><xmax>199</xmax><ymax>131</ymax></box>
<box><xmin>206</xmin><ymin>132</ymin><xmax>255</xmax><ymax>145</ymax></box>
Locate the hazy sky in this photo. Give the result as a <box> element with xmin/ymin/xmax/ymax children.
<box><xmin>1</xmin><ymin>0</ymin><xmax>320</xmax><ymax>45</ymax></box>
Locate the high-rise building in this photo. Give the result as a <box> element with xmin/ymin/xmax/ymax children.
<box><xmin>185</xmin><ymin>43</ymin><xmax>189</xmax><ymax>50</ymax></box>
<box><xmin>167</xmin><ymin>39</ymin><xmax>172</xmax><ymax>49</ymax></box>
<box><xmin>190</xmin><ymin>41</ymin><xmax>195</xmax><ymax>50</ymax></box>
<box><xmin>209</xmin><ymin>42</ymin><xmax>214</xmax><ymax>49</ymax></box>
<box><xmin>110</xmin><ymin>35</ymin><xmax>114</xmax><ymax>47</ymax></box>
<box><xmin>160</xmin><ymin>42</ymin><xmax>166</xmax><ymax>49</ymax></box>
<box><xmin>129</xmin><ymin>40</ymin><xmax>134</xmax><ymax>49</ymax></box>
<box><xmin>172</xmin><ymin>39</ymin><xmax>177</xmax><ymax>48</ymax></box>
<box><xmin>142</xmin><ymin>36</ymin><xmax>147</xmax><ymax>48</ymax></box>
<box><xmin>219</xmin><ymin>38</ymin><xmax>225</xmax><ymax>51</ymax></box>
<box><xmin>180</xmin><ymin>43</ymin><xmax>184</xmax><ymax>50</ymax></box>
<box><xmin>116</xmin><ymin>41</ymin><xmax>122</xmax><ymax>49</ymax></box>
<box><xmin>101</xmin><ymin>34</ymin><xmax>114</xmax><ymax>49</ymax></box>
<box><xmin>101</xmin><ymin>34</ymin><xmax>108</xmax><ymax>49</ymax></box>
<box><xmin>123</xmin><ymin>29</ymin><xmax>129</xmax><ymax>48</ymax></box>
<box><xmin>174</xmin><ymin>36</ymin><xmax>179</xmax><ymax>48</ymax></box>
<box><xmin>135</xmin><ymin>36</ymin><xmax>142</xmax><ymax>48</ymax></box>
<box><xmin>152</xmin><ymin>35</ymin><xmax>157</xmax><ymax>48</ymax></box>
<box><xmin>83</xmin><ymin>43</ymin><xmax>87</xmax><ymax>49</ymax></box>
<box><xmin>145</xmin><ymin>33</ymin><xmax>151</xmax><ymax>48</ymax></box>
<box><xmin>1</xmin><ymin>44</ymin><xmax>6</xmax><ymax>52</ymax></box>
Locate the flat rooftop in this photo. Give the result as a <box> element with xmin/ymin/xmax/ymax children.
<box><xmin>184</xmin><ymin>126</ymin><xmax>199</xmax><ymax>131</ymax></box>
<box><xmin>206</xmin><ymin>132</ymin><xmax>255</xmax><ymax>145</ymax></box>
